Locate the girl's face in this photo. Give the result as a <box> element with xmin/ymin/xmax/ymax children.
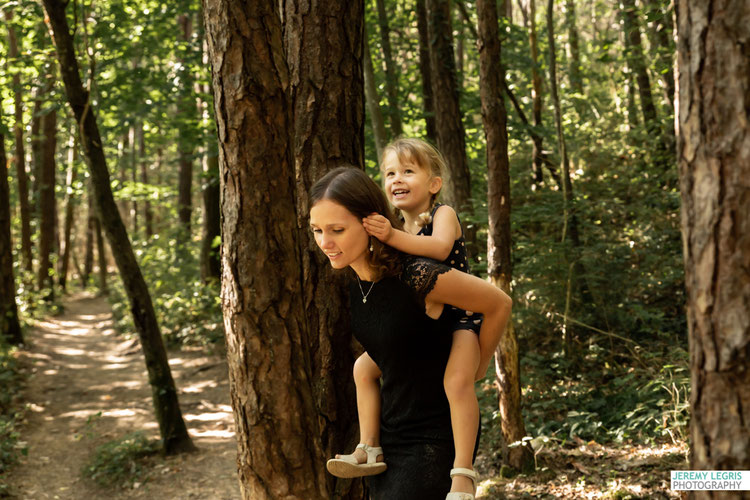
<box><xmin>310</xmin><ymin>199</ymin><xmax>370</xmax><ymax>273</ymax></box>
<box><xmin>382</xmin><ymin>150</ymin><xmax>441</xmax><ymax>214</ymax></box>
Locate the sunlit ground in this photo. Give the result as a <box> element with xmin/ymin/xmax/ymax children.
<box><xmin>477</xmin><ymin>440</ymin><xmax>688</xmax><ymax>499</ymax></box>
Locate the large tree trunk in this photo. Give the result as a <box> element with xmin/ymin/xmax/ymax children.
<box><xmin>6</xmin><ymin>11</ymin><xmax>33</xmax><ymax>274</ymax></box>
<box><xmin>426</xmin><ymin>0</ymin><xmax>474</xmax><ymax>235</ymax></box>
<box><xmin>204</xmin><ymin>1</ymin><xmax>351</xmax><ymax>498</ymax></box>
<box><xmin>364</xmin><ymin>32</ymin><xmax>388</xmax><ymax>164</ymax></box>
<box><xmin>282</xmin><ymin>1</ymin><xmax>365</xmax><ymax>498</ymax></box>
<box><xmin>416</xmin><ymin>0</ymin><xmax>437</xmax><ymax>142</ymax></box>
<box><xmin>677</xmin><ymin>1</ymin><xmax>750</xmax><ymax>493</ymax></box>
<box><xmin>477</xmin><ymin>0</ymin><xmax>533</xmax><ymax>471</ymax></box>
<box><xmin>375</xmin><ymin>0</ymin><xmax>403</xmax><ymax>137</ymax></box>
<box><xmin>37</xmin><ymin>94</ymin><xmax>57</xmax><ymax>297</ymax></box>
<box><xmin>0</xmin><ymin>107</ymin><xmax>24</xmax><ymax>346</ymax></box>
<box><xmin>43</xmin><ymin>0</ymin><xmax>195</xmax><ymax>455</ymax></box>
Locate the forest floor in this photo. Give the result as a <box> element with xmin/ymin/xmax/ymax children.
<box><xmin>4</xmin><ymin>292</ymin><xmax>240</xmax><ymax>499</ymax></box>
<box><xmin>4</xmin><ymin>292</ymin><xmax>689</xmax><ymax>499</ymax></box>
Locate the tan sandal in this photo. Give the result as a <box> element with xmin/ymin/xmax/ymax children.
<box><xmin>445</xmin><ymin>467</ymin><xmax>478</xmax><ymax>500</ymax></box>
<box><xmin>326</xmin><ymin>443</ymin><xmax>387</xmax><ymax>478</ymax></box>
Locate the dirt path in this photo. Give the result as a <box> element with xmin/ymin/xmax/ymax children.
<box><xmin>7</xmin><ymin>292</ymin><xmax>240</xmax><ymax>499</ymax></box>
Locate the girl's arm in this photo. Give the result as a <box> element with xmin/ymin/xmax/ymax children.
<box><xmin>424</xmin><ymin>268</ymin><xmax>512</xmax><ymax>381</ymax></box>
<box><xmin>363</xmin><ymin>205</ymin><xmax>460</xmax><ymax>261</ymax></box>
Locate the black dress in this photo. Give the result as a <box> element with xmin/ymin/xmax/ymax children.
<box><xmin>418</xmin><ymin>203</ymin><xmax>483</xmax><ymax>335</ymax></box>
<box><xmin>349</xmin><ymin>257</ymin><xmax>458</xmax><ymax>500</ymax></box>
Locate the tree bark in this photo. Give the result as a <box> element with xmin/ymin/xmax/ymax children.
<box><xmin>0</xmin><ymin>106</ymin><xmax>24</xmax><ymax>346</ymax></box>
<box><xmin>203</xmin><ymin>1</ymin><xmax>356</xmax><ymax>497</ymax></box>
<box><xmin>477</xmin><ymin>0</ymin><xmax>533</xmax><ymax>471</ymax></box>
<box><xmin>5</xmin><ymin>11</ymin><xmax>33</xmax><ymax>274</ymax></box>
<box><xmin>416</xmin><ymin>0</ymin><xmax>437</xmax><ymax>143</ymax></box>
<box><xmin>677</xmin><ymin>1</ymin><xmax>750</xmax><ymax>494</ymax></box>
<box><xmin>364</xmin><ymin>31</ymin><xmax>388</xmax><ymax>164</ymax></box>
<box><xmin>37</xmin><ymin>92</ymin><xmax>57</xmax><ymax>296</ymax></box>
<box><xmin>426</xmin><ymin>0</ymin><xmax>474</xmax><ymax>224</ymax></box>
<box><xmin>83</xmin><ymin>187</ymin><xmax>94</xmax><ymax>285</ymax></box>
<box><xmin>375</xmin><ymin>0</ymin><xmax>403</xmax><ymax>137</ymax></box>
<box><xmin>282</xmin><ymin>1</ymin><xmax>365</xmax><ymax>497</ymax></box>
<box><xmin>42</xmin><ymin>0</ymin><xmax>195</xmax><ymax>455</ymax></box>
<box><xmin>95</xmin><ymin>212</ymin><xmax>108</xmax><ymax>294</ymax></box>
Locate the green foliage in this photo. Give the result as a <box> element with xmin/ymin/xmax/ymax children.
<box><xmin>108</xmin><ymin>229</ymin><xmax>223</xmax><ymax>347</ymax></box>
<box><xmin>0</xmin><ymin>343</ymin><xmax>27</xmax><ymax>490</ymax></box>
<box><xmin>81</xmin><ymin>432</ymin><xmax>160</xmax><ymax>488</ymax></box>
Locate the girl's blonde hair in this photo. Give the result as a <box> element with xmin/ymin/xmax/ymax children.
<box><xmin>382</xmin><ymin>138</ymin><xmax>446</xmax><ymax>227</ymax></box>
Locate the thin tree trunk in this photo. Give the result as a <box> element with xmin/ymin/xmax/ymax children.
<box><xmin>477</xmin><ymin>0</ymin><xmax>533</xmax><ymax>471</ymax></box>
<box><xmin>620</xmin><ymin>0</ymin><xmax>658</xmax><ymax>126</ymax></box>
<box><xmin>140</xmin><ymin>127</ymin><xmax>153</xmax><ymax>238</ymax></box>
<box><xmin>0</xmin><ymin>106</ymin><xmax>24</xmax><ymax>346</ymax></box>
<box><xmin>30</xmin><ymin>91</ymin><xmax>43</xmax><ymax>207</ymax></box>
<box><xmin>375</xmin><ymin>0</ymin><xmax>403</xmax><ymax>137</ymax></box>
<box><xmin>364</xmin><ymin>31</ymin><xmax>388</xmax><ymax>164</ymax></box>
<box><xmin>677</xmin><ymin>1</ymin><xmax>750</xmax><ymax>491</ymax></box>
<box><xmin>564</xmin><ymin>0</ymin><xmax>583</xmax><ymax>96</ymax></box>
<box><xmin>129</xmin><ymin>124</ymin><xmax>138</xmax><ymax>235</ymax></box>
<box><xmin>94</xmin><ymin>213</ymin><xmax>107</xmax><ymax>294</ymax></box>
<box><xmin>6</xmin><ymin>11</ymin><xmax>33</xmax><ymax>274</ymax></box>
<box><xmin>199</xmin><ymin>152</ymin><xmax>220</xmax><ymax>283</ymax></box>
<box><xmin>37</xmin><ymin>88</ymin><xmax>57</xmax><ymax>297</ymax></box>
<box><xmin>59</xmin><ymin>133</ymin><xmax>77</xmax><ymax>290</ymax></box>
<box><xmin>645</xmin><ymin>0</ymin><xmax>675</xmax><ymax>112</ymax></box>
<box><xmin>43</xmin><ymin>0</ymin><xmax>195</xmax><ymax>455</ymax></box>
<box><xmin>177</xmin><ymin>13</ymin><xmax>195</xmax><ymax>241</ymax></box>
<box><xmin>416</xmin><ymin>0</ymin><xmax>437</xmax><ymax>142</ymax></box>
<box><xmin>426</xmin><ymin>0</ymin><xmax>474</xmax><ymax>223</ymax></box>
<box><xmin>83</xmin><ymin>188</ymin><xmax>94</xmax><ymax>285</ymax></box>
<box><xmin>528</xmin><ymin>0</ymin><xmax>545</xmax><ymax>188</ymax></box>
<box><xmin>282</xmin><ymin>1</ymin><xmax>365</xmax><ymax>497</ymax></box>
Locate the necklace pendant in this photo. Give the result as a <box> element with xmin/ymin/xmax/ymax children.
<box><xmin>362</xmin><ymin>298</ymin><xmax>367</xmax><ymax>303</ymax></box>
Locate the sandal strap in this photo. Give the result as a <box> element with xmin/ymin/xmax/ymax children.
<box><xmin>355</xmin><ymin>443</ymin><xmax>384</xmax><ymax>464</ymax></box>
<box><xmin>450</xmin><ymin>467</ymin><xmax>478</xmax><ymax>486</ymax></box>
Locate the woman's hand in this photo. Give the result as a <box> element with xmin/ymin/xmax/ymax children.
<box><xmin>363</xmin><ymin>213</ymin><xmax>393</xmax><ymax>243</ymax></box>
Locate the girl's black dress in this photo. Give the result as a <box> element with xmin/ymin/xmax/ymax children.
<box><xmin>349</xmin><ymin>257</ymin><xmax>471</xmax><ymax>499</ymax></box>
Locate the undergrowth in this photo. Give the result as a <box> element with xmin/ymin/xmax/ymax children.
<box><xmin>0</xmin><ymin>343</ymin><xmax>27</xmax><ymax>498</ymax></box>
<box><xmin>478</xmin><ymin>335</ymin><xmax>689</xmax><ymax>470</ymax></box>
<box><xmin>81</xmin><ymin>432</ymin><xmax>161</xmax><ymax>489</ymax></box>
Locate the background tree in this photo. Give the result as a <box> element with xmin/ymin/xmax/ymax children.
<box><xmin>42</xmin><ymin>0</ymin><xmax>195</xmax><ymax>455</ymax></box>
<box><xmin>677</xmin><ymin>0</ymin><xmax>750</xmax><ymax>483</ymax></box>
<box><xmin>0</xmin><ymin>108</ymin><xmax>23</xmax><ymax>346</ymax></box>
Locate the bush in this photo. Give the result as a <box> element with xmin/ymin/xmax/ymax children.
<box><xmin>81</xmin><ymin>432</ymin><xmax>160</xmax><ymax>488</ymax></box>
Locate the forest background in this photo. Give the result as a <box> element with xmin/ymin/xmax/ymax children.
<box><xmin>1</xmin><ymin>0</ymin><xmax>695</xmax><ymax>497</ymax></box>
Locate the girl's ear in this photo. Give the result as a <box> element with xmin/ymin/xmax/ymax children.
<box><xmin>429</xmin><ymin>176</ymin><xmax>443</xmax><ymax>195</ymax></box>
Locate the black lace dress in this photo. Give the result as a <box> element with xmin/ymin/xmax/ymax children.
<box><xmin>349</xmin><ymin>257</ymin><xmax>466</xmax><ymax>499</ymax></box>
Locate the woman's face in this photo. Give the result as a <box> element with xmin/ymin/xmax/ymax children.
<box><xmin>310</xmin><ymin>199</ymin><xmax>369</xmax><ymax>272</ymax></box>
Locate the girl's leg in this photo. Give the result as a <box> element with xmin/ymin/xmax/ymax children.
<box><xmin>444</xmin><ymin>330</ymin><xmax>481</xmax><ymax>494</ymax></box>
<box><xmin>335</xmin><ymin>352</ymin><xmax>384</xmax><ymax>463</ymax></box>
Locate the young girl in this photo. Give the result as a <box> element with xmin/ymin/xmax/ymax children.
<box><xmin>326</xmin><ymin>139</ymin><xmax>485</xmax><ymax>500</ymax></box>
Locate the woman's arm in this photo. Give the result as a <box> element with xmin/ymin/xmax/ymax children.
<box><xmin>363</xmin><ymin>205</ymin><xmax>460</xmax><ymax>261</ymax></box>
<box><xmin>424</xmin><ymin>268</ymin><xmax>512</xmax><ymax>381</ymax></box>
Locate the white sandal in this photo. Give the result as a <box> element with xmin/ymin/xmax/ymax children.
<box><xmin>445</xmin><ymin>467</ymin><xmax>478</xmax><ymax>500</ymax></box>
<box><xmin>326</xmin><ymin>443</ymin><xmax>387</xmax><ymax>478</ymax></box>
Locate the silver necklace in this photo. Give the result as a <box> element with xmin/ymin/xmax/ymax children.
<box><xmin>356</xmin><ymin>276</ymin><xmax>375</xmax><ymax>304</ymax></box>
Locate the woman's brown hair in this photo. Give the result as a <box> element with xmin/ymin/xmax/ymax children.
<box><xmin>310</xmin><ymin>166</ymin><xmax>404</xmax><ymax>279</ymax></box>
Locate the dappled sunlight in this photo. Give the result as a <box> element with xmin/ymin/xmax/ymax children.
<box><xmin>185</xmin><ymin>411</ymin><xmax>232</xmax><ymax>423</ymax></box>
<box><xmin>182</xmin><ymin>379</ymin><xmax>219</xmax><ymax>393</ymax></box>
<box><xmin>190</xmin><ymin>428</ymin><xmax>235</xmax><ymax>439</ymax></box>
<box><xmin>53</xmin><ymin>347</ymin><xmax>87</xmax><ymax>356</ymax></box>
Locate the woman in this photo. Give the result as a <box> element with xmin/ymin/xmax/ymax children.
<box><xmin>309</xmin><ymin>166</ymin><xmax>511</xmax><ymax>500</ymax></box>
